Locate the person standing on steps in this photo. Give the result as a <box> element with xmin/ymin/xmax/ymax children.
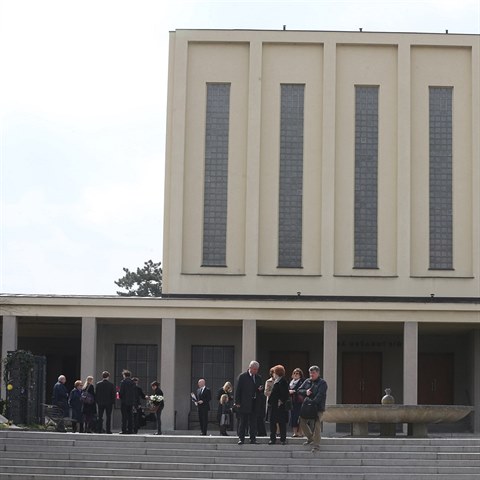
<box><xmin>297</xmin><ymin>365</ymin><xmax>328</xmax><ymax>453</ymax></box>
<box><xmin>95</xmin><ymin>371</ymin><xmax>115</xmax><ymax>434</ymax></box>
<box><xmin>119</xmin><ymin>369</ymin><xmax>136</xmax><ymax>434</ymax></box>
<box><xmin>81</xmin><ymin>376</ymin><xmax>96</xmax><ymax>433</ymax></box>
<box><xmin>132</xmin><ymin>377</ymin><xmax>146</xmax><ymax>434</ymax></box>
<box><xmin>234</xmin><ymin>360</ymin><xmax>264</xmax><ymax>445</ymax></box>
<box><xmin>216</xmin><ymin>381</ymin><xmax>234</xmax><ymax>434</ymax></box>
<box><xmin>52</xmin><ymin>374</ymin><xmax>69</xmax><ymax>432</ymax></box>
<box><xmin>267</xmin><ymin>365</ymin><xmax>290</xmax><ymax>445</ymax></box>
<box><xmin>289</xmin><ymin>368</ymin><xmax>305</xmax><ymax>438</ymax></box>
<box><xmin>148</xmin><ymin>380</ymin><xmax>165</xmax><ymax>435</ymax></box>
<box><xmin>195</xmin><ymin>378</ymin><xmax>211</xmax><ymax>436</ymax></box>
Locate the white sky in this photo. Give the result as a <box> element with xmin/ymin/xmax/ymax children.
<box><xmin>0</xmin><ymin>0</ymin><xmax>479</xmax><ymax>296</ymax></box>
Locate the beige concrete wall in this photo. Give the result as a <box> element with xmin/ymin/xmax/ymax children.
<box><xmin>410</xmin><ymin>46</ymin><xmax>473</xmax><ymax>277</ymax></box>
<box><xmin>182</xmin><ymin>42</ymin><xmax>249</xmax><ymax>275</ymax></box>
<box><xmin>258</xmin><ymin>43</ymin><xmax>323</xmax><ymax>275</ymax></box>
<box><xmin>334</xmin><ymin>44</ymin><xmax>398</xmax><ymax>276</ymax></box>
<box><xmin>164</xmin><ymin>30</ymin><xmax>479</xmax><ymax>298</ymax></box>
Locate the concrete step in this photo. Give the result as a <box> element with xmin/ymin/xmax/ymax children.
<box><xmin>2</xmin><ymin>431</ymin><xmax>480</xmax><ymax>480</ymax></box>
<box><xmin>7</xmin><ymin>448</ymin><xmax>480</xmax><ymax>462</ymax></box>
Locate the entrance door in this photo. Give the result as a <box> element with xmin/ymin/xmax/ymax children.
<box><xmin>269</xmin><ymin>351</ymin><xmax>310</xmax><ymax>379</ymax></box>
<box><xmin>342</xmin><ymin>352</ymin><xmax>382</xmax><ymax>404</ymax></box>
<box><xmin>418</xmin><ymin>353</ymin><xmax>454</xmax><ymax>405</ymax></box>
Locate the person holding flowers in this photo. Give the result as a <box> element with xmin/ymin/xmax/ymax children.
<box><xmin>149</xmin><ymin>381</ymin><xmax>164</xmax><ymax>435</ymax></box>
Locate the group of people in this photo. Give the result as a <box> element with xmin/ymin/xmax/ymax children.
<box><xmin>52</xmin><ymin>361</ymin><xmax>327</xmax><ymax>452</ymax></box>
<box><xmin>52</xmin><ymin>369</ymin><xmax>164</xmax><ymax>435</ymax></box>
<box><xmin>193</xmin><ymin>361</ymin><xmax>328</xmax><ymax>452</ymax></box>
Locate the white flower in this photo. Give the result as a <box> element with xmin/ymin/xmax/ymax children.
<box><xmin>150</xmin><ymin>395</ymin><xmax>164</xmax><ymax>405</ymax></box>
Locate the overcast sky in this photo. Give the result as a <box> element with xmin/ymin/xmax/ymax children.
<box><xmin>0</xmin><ymin>0</ymin><xmax>479</xmax><ymax>296</ymax></box>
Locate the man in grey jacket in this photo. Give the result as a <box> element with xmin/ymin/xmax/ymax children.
<box><xmin>297</xmin><ymin>365</ymin><xmax>328</xmax><ymax>452</ymax></box>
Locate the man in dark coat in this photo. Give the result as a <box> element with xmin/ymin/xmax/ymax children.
<box><xmin>119</xmin><ymin>369</ymin><xmax>136</xmax><ymax>434</ymax></box>
<box><xmin>195</xmin><ymin>378</ymin><xmax>211</xmax><ymax>435</ymax></box>
<box><xmin>234</xmin><ymin>360</ymin><xmax>264</xmax><ymax>445</ymax></box>
<box><xmin>297</xmin><ymin>365</ymin><xmax>328</xmax><ymax>452</ymax></box>
<box><xmin>133</xmin><ymin>377</ymin><xmax>146</xmax><ymax>434</ymax></box>
<box><xmin>95</xmin><ymin>371</ymin><xmax>116</xmax><ymax>434</ymax></box>
<box><xmin>52</xmin><ymin>374</ymin><xmax>69</xmax><ymax>432</ymax></box>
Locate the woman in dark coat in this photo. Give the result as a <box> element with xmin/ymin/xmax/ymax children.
<box><xmin>69</xmin><ymin>380</ymin><xmax>84</xmax><ymax>433</ymax></box>
<box><xmin>81</xmin><ymin>376</ymin><xmax>96</xmax><ymax>433</ymax></box>
<box><xmin>150</xmin><ymin>381</ymin><xmax>164</xmax><ymax>435</ymax></box>
<box><xmin>288</xmin><ymin>368</ymin><xmax>304</xmax><ymax>437</ymax></box>
<box><xmin>216</xmin><ymin>381</ymin><xmax>234</xmax><ymax>433</ymax></box>
<box><xmin>268</xmin><ymin>365</ymin><xmax>290</xmax><ymax>445</ymax></box>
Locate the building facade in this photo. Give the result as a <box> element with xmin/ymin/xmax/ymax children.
<box><xmin>2</xmin><ymin>29</ymin><xmax>480</xmax><ymax>433</ymax></box>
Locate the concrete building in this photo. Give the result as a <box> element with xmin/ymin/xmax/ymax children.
<box><xmin>1</xmin><ymin>29</ymin><xmax>480</xmax><ymax>433</ymax></box>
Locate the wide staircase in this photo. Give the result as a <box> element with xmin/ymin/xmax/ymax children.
<box><xmin>1</xmin><ymin>430</ymin><xmax>480</xmax><ymax>479</ymax></box>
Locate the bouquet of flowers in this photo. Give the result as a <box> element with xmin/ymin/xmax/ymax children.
<box><xmin>149</xmin><ymin>395</ymin><xmax>164</xmax><ymax>406</ymax></box>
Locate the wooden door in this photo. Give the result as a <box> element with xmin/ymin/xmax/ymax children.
<box><xmin>418</xmin><ymin>353</ymin><xmax>454</xmax><ymax>405</ymax></box>
<box><xmin>268</xmin><ymin>351</ymin><xmax>309</xmax><ymax>379</ymax></box>
<box><xmin>342</xmin><ymin>352</ymin><xmax>382</xmax><ymax>404</ymax></box>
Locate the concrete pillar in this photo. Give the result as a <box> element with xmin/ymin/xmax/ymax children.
<box><xmin>403</xmin><ymin>321</ymin><xmax>418</xmax><ymax>405</ymax></box>
<box><xmin>161</xmin><ymin>318</ymin><xmax>176</xmax><ymax>432</ymax></box>
<box><xmin>80</xmin><ymin>317</ymin><xmax>97</xmax><ymax>382</ymax></box>
<box><xmin>473</xmin><ymin>330</ymin><xmax>480</xmax><ymax>433</ymax></box>
<box><xmin>241</xmin><ymin>319</ymin><xmax>257</xmax><ymax>370</ymax></box>
<box><xmin>1</xmin><ymin>316</ymin><xmax>18</xmax><ymax>400</ymax></box>
<box><xmin>323</xmin><ymin>321</ymin><xmax>337</xmax><ymax>435</ymax></box>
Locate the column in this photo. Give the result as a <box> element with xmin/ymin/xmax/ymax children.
<box><xmin>80</xmin><ymin>317</ymin><xmax>97</xmax><ymax>381</ymax></box>
<box><xmin>473</xmin><ymin>330</ymin><xmax>480</xmax><ymax>433</ymax></box>
<box><xmin>161</xmin><ymin>318</ymin><xmax>176</xmax><ymax>432</ymax></box>
<box><xmin>1</xmin><ymin>316</ymin><xmax>18</xmax><ymax>400</ymax></box>
<box><xmin>241</xmin><ymin>319</ymin><xmax>257</xmax><ymax>369</ymax></box>
<box><xmin>323</xmin><ymin>321</ymin><xmax>337</xmax><ymax>435</ymax></box>
<box><xmin>403</xmin><ymin>321</ymin><xmax>418</xmax><ymax>405</ymax></box>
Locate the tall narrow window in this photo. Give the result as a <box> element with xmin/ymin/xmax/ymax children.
<box><xmin>202</xmin><ymin>83</ymin><xmax>230</xmax><ymax>267</ymax></box>
<box><xmin>278</xmin><ymin>84</ymin><xmax>305</xmax><ymax>268</ymax></box>
<box><xmin>429</xmin><ymin>87</ymin><xmax>453</xmax><ymax>270</ymax></box>
<box><xmin>354</xmin><ymin>86</ymin><xmax>379</xmax><ymax>269</ymax></box>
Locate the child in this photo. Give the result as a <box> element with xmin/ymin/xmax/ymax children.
<box><xmin>218</xmin><ymin>393</ymin><xmax>231</xmax><ymax>436</ymax></box>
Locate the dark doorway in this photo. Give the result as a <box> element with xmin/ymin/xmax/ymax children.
<box><xmin>418</xmin><ymin>353</ymin><xmax>454</xmax><ymax>405</ymax></box>
<box><xmin>268</xmin><ymin>351</ymin><xmax>310</xmax><ymax>378</ymax></box>
<box><xmin>342</xmin><ymin>352</ymin><xmax>382</xmax><ymax>404</ymax></box>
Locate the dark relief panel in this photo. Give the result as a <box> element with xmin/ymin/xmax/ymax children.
<box><xmin>278</xmin><ymin>84</ymin><xmax>305</xmax><ymax>268</ymax></box>
<box><xmin>429</xmin><ymin>87</ymin><xmax>453</xmax><ymax>270</ymax></box>
<box><xmin>202</xmin><ymin>83</ymin><xmax>230</xmax><ymax>267</ymax></box>
<box><xmin>354</xmin><ymin>86</ymin><xmax>379</xmax><ymax>269</ymax></box>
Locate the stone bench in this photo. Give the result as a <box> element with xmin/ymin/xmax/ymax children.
<box><xmin>322</xmin><ymin>404</ymin><xmax>474</xmax><ymax>437</ymax></box>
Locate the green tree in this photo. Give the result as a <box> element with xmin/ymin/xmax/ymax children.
<box><xmin>115</xmin><ymin>260</ymin><xmax>162</xmax><ymax>297</ymax></box>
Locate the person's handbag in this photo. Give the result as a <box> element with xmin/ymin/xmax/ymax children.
<box><xmin>284</xmin><ymin>398</ymin><xmax>293</xmax><ymax>411</ymax></box>
<box><xmin>80</xmin><ymin>391</ymin><xmax>94</xmax><ymax>405</ymax></box>
<box><xmin>300</xmin><ymin>398</ymin><xmax>318</xmax><ymax>419</ymax></box>
<box><xmin>220</xmin><ymin>413</ymin><xmax>230</xmax><ymax>426</ymax></box>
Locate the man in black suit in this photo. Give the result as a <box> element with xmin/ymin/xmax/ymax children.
<box><xmin>119</xmin><ymin>369</ymin><xmax>136</xmax><ymax>434</ymax></box>
<box><xmin>132</xmin><ymin>377</ymin><xmax>146</xmax><ymax>434</ymax></box>
<box><xmin>195</xmin><ymin>378</ymin><xmax>211</xmax><ymax>435</ymax></box>
<box><xmin>234</xmin><ymin>360</ymin><xmax>264</xmax><ymax>445</ymax></box>
<box><xmin>95</xmin><ymin>371</ymin><xmax>116</xmax><ymax>434</ymax></box>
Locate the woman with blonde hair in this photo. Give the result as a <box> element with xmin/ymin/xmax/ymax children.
<box><xmin>81</xmin><ymin>376</ymin><xmax>96</xmax><ymax>433</ymax></box>
<box><xmin>217</xmin><ymin>381</ymin><xmax>234</xmax><ymax>433</ymax></box>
